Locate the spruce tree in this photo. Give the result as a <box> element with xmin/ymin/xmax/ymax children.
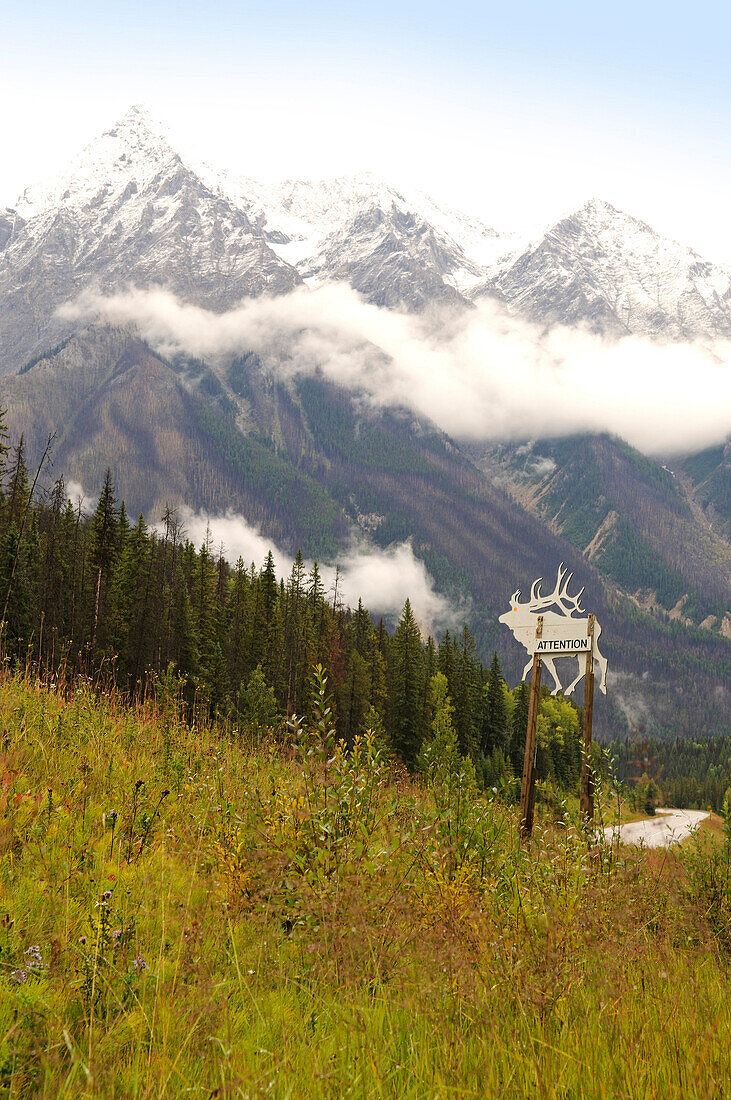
<box><xmin>391</xmin><ymin>599</ymin><xmax>424</xmax><ymax>768</ymax></box>
<box><xmin>89</xmin><ymin>470</ymin><xmax>118</xmax><ymax>651</ymax></box>
<box><xmin>482</xmin><ymin>652</ymin><xmax>509</xmax><ymax>756</ymax></box>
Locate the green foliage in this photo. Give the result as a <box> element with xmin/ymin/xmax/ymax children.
<box><xmin>0</xmin><ymin>672</ymin><xmax>729</xmax><ymax>1097</ymax></box>
<box><xmin>418</xmin><ymin>672</ymin><xmax>478</xmax><ymax>810</ymax></box>
<box><xmin>481</xmin><ymin>651</ymin><xmax>510</xmax><ymax>756</ymax></box>
<box><xmin>390</xmin><ymin>599</ymin><xmax>424</xmax><ymax>768</ymax></box>
<box><xmin>609</xmin><ymin>736</ymin><xmax>731</xmax><ymax>813</ymax></box>
<box><xmin>238</xmin><ymin>664</ymin><xmax>280</xmax><ymax>730</ymax></box>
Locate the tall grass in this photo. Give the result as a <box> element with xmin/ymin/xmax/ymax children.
<box><xmin>0</xmin><ymin>669</ymin><xmax>729</xmax><ymax>1098</ymax></box>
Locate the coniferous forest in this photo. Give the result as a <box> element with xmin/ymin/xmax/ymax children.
<box><xmin>2</xmin><ymin>415</ymin><xmax>730</xmax><ymax>813</ymax></box>
<box><xmin>0</xmin><ymin>424</ymin><xmax>594</xmax><ymax>794</ymax></box>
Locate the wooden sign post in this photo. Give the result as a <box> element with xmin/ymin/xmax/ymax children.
<box><xmin>500</xmin><ymin>565</ymin><xmax>609</xmax><ymax>842</ymax></box>
<box><xmin>579</xmin><ymin>613</ymin><xmax>595</xmax><ymax>824</ymax></box>
<box><xmin>519</xmin><ymin>615</ymin><xmax>543</xmax><ymax>839</ymax></box>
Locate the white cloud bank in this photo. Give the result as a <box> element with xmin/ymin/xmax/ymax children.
<box><xmin>60</xmin><ymin>284</ymin><xmax>731</xmax><ymax>455</ymax></box>
<box><xmin>168</xmin><ymin>507</ymin><xmax>461</xmax><ymax>636</ymax></box>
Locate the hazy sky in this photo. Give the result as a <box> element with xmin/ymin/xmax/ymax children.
<box><xmin>4</xmin><ymin>0</ymin><xmax>731</xmax><ymax>259</ymax></box>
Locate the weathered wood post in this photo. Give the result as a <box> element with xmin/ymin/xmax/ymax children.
<box><xmin>519</xmin><ymin>615</ymin><xmax>543</xmax><ymax>839</ymax></box>
<box><xmin>499</xmin><ymin>565</ymin><xmax>608</xmax><ymax>838</ymax></box>
<box><xmin>580</xmin><ymin>613</ymin><xmax>595</xmax><ymax>823</ymax></box>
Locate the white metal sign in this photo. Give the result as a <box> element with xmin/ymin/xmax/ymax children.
<box><xmin>499</xmin><ymin>563</ymin><xmax>608</xmax><ymax>696</ymax></box>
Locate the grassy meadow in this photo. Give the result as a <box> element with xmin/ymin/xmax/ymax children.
<box><xmin>0</xmin><ymin>670</ymin><xmax>730</xmax><ymax>1098</ymax></box>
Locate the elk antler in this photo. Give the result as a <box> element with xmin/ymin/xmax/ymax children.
<box><xmin>518</xmin><ymin>563</ymin><xmax>586</xmax><ymax>616</ymax></box>
<box><xmin>554</xmin><ymin>563</ymin><xmax>585</xmax><ymax>617</ymax></box>
<box><xmin>518</xmin><ymin>573</ymin><xmax>560</xmax><ymax>613</ymax></box>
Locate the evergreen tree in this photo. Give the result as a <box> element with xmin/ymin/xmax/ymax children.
<box><xmin>89</xmin><ymin>469</ymin><xmax>119</xmax><ymax>651</ymax></box>
<box><xmin>391</xmin><ymin>599</ymin><xmax>425</xmax><ymax>767</ymax></box>
<box><xmin>5</xmin><ymin>436</ymin><xmax>29</xmax><ymax>527</ymax></box>
<box><xmin>239</xmin><ymin>664</ymin><xmax>280</xmax><ymax>730</ymax></box>
<box><xmin>417</xmin><ymin>671</ymin><xmax>460</xmax><ymax>779</ymax></box>
<box><xmin>482</xmin><ymin>652</ymin><xmax>509</xmax><ymax>756</ymax></box>
<box><xmin>453</xmin><ymin>627</ymin><xmax>481</xmax><ymax>761</ymax></box>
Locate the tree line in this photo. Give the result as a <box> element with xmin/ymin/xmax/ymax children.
<box><xmin>607</xmin><ymin>735</ymin><xmax>731</xmax><ymax>814</ymax></box>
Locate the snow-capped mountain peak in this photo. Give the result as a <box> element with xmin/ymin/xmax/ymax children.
<box><xmin>16</xmin><ymin>105</ymin><xmax>181</xmax><ymax>221</ymax></box>
<box><xmin>0</xmin><ymin>107</ymin><xmax>301</xmax><ymax>373</ymax></box>
<box><xmin>494</xmin><ymin>195</ymin><xmax>731</xmax><ymax>338</ymax></box>
<box><xmin>2</xmin><ymin>104</ymin><xmax>730</xmax><ymax>377</ymax></box>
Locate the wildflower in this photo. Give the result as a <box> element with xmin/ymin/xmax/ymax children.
<box><xmin>112</xmin><ymin>929</ymin><xmax>122</xmax><ymax>943</ymax></box>
<box><xmin>107</xmin><ymin>809</ymin><xmax>118</xmax><ymax>824</ymax></box>
<box><xmin>131</xmin><ymin>955</ymin><xmax>148</xmax><ymax>971</ymax></box>
<box><xmin>24</xmin><ymin>945</ymin><xmax>43</xmax><ymax>971</ymax></box>
<box><xmin>78</xmin><ymin>936</ymin><xmax>87</xmax><ymax>945</ymax></box>
<box><xmin>102</xmin><ymin>890</ymin><xmax>112</xmax><ymax>901</ymax></box>
<box><xmin>10</xmin><ymin>969</ymin><xmax>27</xmax><ymax>984</ymax></box>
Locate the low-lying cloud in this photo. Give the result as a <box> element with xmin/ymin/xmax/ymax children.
<box><xmin>60</xmin><ymin>284</ymin><xmax>731</xmax><ymax>454</ymax></box>
<box><xmin>169</xmin><ymin>507</ymin><xmax>461</xmax><ymax>636</ymax></box>
<box><xmin>65</xmin><ymin>480</ymin><xmax>97</xmax><ymax>515</ymax></box>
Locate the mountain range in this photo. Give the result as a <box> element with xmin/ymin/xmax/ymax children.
<box><xmin>3</xmin><ymin>105</ymin><xmax>731</xmax><ymax>373</ymax></box>
<box><xmin>0</xmin><ymin>106</ymin><xmax>728</xmax><ymax>739</ymax></box>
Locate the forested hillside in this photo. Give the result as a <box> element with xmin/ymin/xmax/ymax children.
<box><xmin>677</xmin><ymin>441</ymin><xmax>730</xmax><ymax>540</ymax></box>
<box><xmin>3</xmin><ymin>333</ymin><xmax>729</xmax><ymax>740</ymax></box>
<box><xmin>1</xmin><ymin>432</ymin><xmax>599</xmax><ymax>790</ymax></box>
<box><xmin>476</xmin><ymin>433</ymin><xmax>730</xmax><ymax>629</ymax></box>
<box><xmin>608</xmin><ymin>734</ymin><xmax>731</xmax><ymax>813</ymax></box>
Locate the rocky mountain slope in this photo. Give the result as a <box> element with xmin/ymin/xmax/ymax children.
<box><xmin>204</xmin><ymin>170</ymin><xmax>518</xmax><ymax>308</ymax></box>
<box><xmin>5</xmin><ymin>107</ymin><xmax>731</xmax><ymax>369</ymax></box>
<box><xmin>0</xmin><ymin>107</ymin><xmax>300</xmax><ymax>374</ymax></box>
<box><xmin>491</xmin><ymin>198</ymin><xmax>731</xmax><ymax>338</ymax></box>
<box><xmin>475</xmin><ymin>434</ymin><xmax>731</xmax><ymax>634</ymax></box>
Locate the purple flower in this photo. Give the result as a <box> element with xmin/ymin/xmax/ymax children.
<box><xmin>101</xmin><ymin>890</ymin><xmax>112</xmax><ymax>901</ymax></box>
<box><xmin>131</xmin><ymin>955</ymin><xmax>148</xmax><ymax>971</ymax></box>
<box><xmin>112</xmin><ymin>929</ymin><xmax>122</xmax><ymax>943</ymax></box>
<box><xmin>78</xmin><ymin>936</ymin><xmax>87</xmax><ymax>945</ymax></box>
<box><xmin>24</xmin><ymin>945</ymin><xmax>43</xmax><ymax>970</ymax></box>
<box><xmin>10</xmin><ymin>969</ymin><xmax>27</xmax><ymax>984</ymax></box>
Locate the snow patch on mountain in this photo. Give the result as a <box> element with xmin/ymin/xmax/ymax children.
<box><xmin>203</xmin><ymin>168</ymin><xmax>521</xmax><ymax>301</ymax></box>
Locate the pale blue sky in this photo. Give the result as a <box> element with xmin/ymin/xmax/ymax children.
<box><xmin>4</xmin><ymin>0</ymin><xmax>731</xmax><ymax>258</ymax></box>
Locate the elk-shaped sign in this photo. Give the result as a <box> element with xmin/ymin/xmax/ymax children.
<box><xmin>499</xmin><ymin>563</ymin><xmax>608</xmax><ymax>696</ymax></box>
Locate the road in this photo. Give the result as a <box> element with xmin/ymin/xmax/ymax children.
<box><xmin>602</xmin><ymin>807</ymin><xmax>710</xmax><ymax>848</ymax></box>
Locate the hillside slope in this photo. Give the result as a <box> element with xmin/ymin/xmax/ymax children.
<box><xmin>2</xmin><ymin>673</ymin><xmax>730</xmax><ymax>1097</ymax></box>
<box><xmin>3</xmin><ymin>328</ymin><xmax>728</xmax><ymax>739</ymax></box>
<box><xmin>475</xmin><ymin>434</ymin><xmax>731</xmax><ymax>633</ymax></box>
<box><xmin>675</xmin><ymin>441</ymin><xmax>731</xmax><ymax>540</ymax></box>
